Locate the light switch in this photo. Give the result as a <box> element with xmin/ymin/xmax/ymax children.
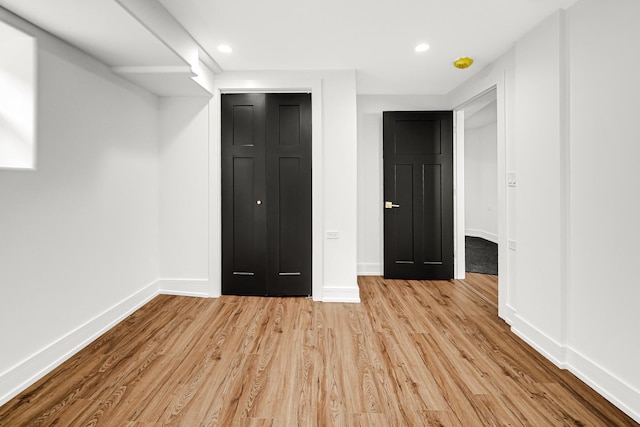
<box><xmin>507</xmin><ymin>172</ymin><xmax>517</xmax><ymax>187</ymax></box>
<box><xmin>508</xmin><ymin>240</ymin><xmax>517</xmax><ymax>251</ymax></box>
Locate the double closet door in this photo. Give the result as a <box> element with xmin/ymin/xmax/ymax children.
<box><xmin>221</xmin><ymin>93</ymin><xmax>312</xmax><ymax>296</ymax></box>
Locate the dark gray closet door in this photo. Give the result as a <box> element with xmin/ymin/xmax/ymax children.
<box><xmin>222</xmin><ymin>93</ymin><xmax>311</xmax><ymax>296</ymax></box>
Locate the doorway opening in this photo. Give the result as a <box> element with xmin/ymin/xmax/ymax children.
<box><xmin>463</xmin><ymin>89</ymin><xmax>498</xmax><ymax>276</ymax></box>
<box><xmin>454</xmin><ymin>82</ymin><xmax>508</xmax><ymax>319</ymax></box>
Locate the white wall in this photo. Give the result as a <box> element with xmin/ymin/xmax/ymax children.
<box><xmin>513</xmin><ymin>10</ymin><xmax>567</xmax><ymax>358</ymax></box>
<box><xmin>567</xmin><ymin>0</ymin><xmax>640</xmax><ymax>418</ymax></box>
<box><xmin>449</xmin><ymin>2</ymin><xmax>640</xmax><ymax>421</ymax></box>
<box><xmin>356</xmin><ymin>95</ymin><xmax>448</xmax><ymax>275</ymax></box>
<box><xmin>465</xmin><ymin>119</ymin><xmax>498</xmax><ymax>242</ymax></box>
<box><xmin>316</xmin><ymin>71</ymin><xmax>358</xmax><ymax>298</ymax></box>
<box><xmin>0</xmin><ymin>13</ymin><xmax>160</xmax><ymax>404</ymax></box>
<box><xmin>158</xmin><ymin>97</ymin><xmax>210</xmax><ymax>296</ymax></box>
<box><xmin>141</xmin><ymin>70</ymin><xmax>362</xmax><ymax>302</ymax></box>
<box><xmin>151</xmin><ymin>71</ymin><xmax>361</xmax><ymax>302</ymax></box>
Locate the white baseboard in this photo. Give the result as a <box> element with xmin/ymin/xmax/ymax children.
<box><xmin>0</xmin><ymin>281</ymin><xmax>159</xmax><ymax>407</ymax></box>
<box><xmin>357</xmin><ymin>262</ymin><xmax>383</xmax><ymax>276</ymax></box>
<box><xmin>322</xmin><ymin>285</ymin><xmax>361</xmax><ymax>303</ymax></box>
<box><xmin>509</xmin><ymin>313</ymin><xmax>567</xmax><ymax>368</ymax></box>
<box><xmin>157</xmin><ymin>278</ymin><xmax>361</xmax><ymax>303</ymax></box>
<box><xmin>157</xmin><ymin>278</ymin><xmax>211</xmax><ymax>298</ymax></box>
<box><xmin>566</xmin><ymin>347</ymin><xmax>640</xmax><ymax>423</ymax></box>
<box><xmin>509</xmin><ymin>314</ymin><xmax>640</xmax><ymax>423</ymax></box>
<box><xmin>503</xmin><ymin>303</ymin><xmax>518</xmax><ymax>326</ymax></box>
<box><xmin>465</xmin><ymin>228</ymin><xmax>498</xmax><ymax>244</ymax></box>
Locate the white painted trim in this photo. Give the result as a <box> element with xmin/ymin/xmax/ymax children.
<box><xmin>111</xmin><ymin>65</ymin><xmax>194</xmax><ymax>76</ymax></box>
<box><xmin>209</xmin><ymin>79</ymin><xmax>324</xmax><ymax>301</ymax></box>
<box><xmin>357</xmin><ymin>263</ymin><xmax>383</xmax><ymax>276</ymax></box>
<box><xmin>510</xmin><ymin>314</ymin><xmax>567</xmax><ymax>369</ymax></box>
<box><xmin>509</xmin><ymin>311</ymin><xmax>640</xmax><ymax>423</ymax></box>
<box><xmin>495</xmin><ymin>77</ymin><xmax>509</xmax><ymax>322</ymax></box>
<box><xmin>566</xmin><ymin>347</ymin><xmax>640</xmax><ymax>424</ymax></box>
<box><xmin>465</xmin><ymin>229</ymin><xmax>499</xmax><ymax>244</ymax></box>
<box><xmin>0</xmin><ymin>281</ymin><xmax>159</xmax><ymax>407</ymax></box>
<box><xmin>504</xmin><ymin>304</ymin><xmax>517</xmax><ymax>326</ymax></box>
<box><xmin>157</xmin><ymin>278</ymin><xmax>210</xmax><ymax>298</ymax></box>
<box><xmin>209</xmin><ymin>98</ymin><xmax>221</xmax><ymax>299</ymax></box>
<box><xmin>322</xmin><ymin>286</ymin><xmax>361</xmax><ymax>303</ymax></box>
<box><xmin>453</xmin><ymin>110</ymin><xmax>466</xmax><ymax>280</ymax></box>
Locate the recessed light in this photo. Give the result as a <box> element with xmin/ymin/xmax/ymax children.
<box><xmin>415</xmin><ymin>43</ymin><xmax>430</xmax><ymax>53</ymax></box>
<box><xmin>218</xmin><ymin>44</ymin><xmax>232</xmax><ymax>53</ymax></box>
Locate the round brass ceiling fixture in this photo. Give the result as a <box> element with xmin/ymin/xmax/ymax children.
<box><xmin>453</xmin><ymin>57</ymin><xmax>474</xmax><ymax>69</ymax></box>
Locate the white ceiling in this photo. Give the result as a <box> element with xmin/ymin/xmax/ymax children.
<box><xmin>0</xmin><ymin>0</ymin><xmax>579</xmax><ymax>95</ymax></box>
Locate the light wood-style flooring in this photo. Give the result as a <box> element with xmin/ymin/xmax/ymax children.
<box><xmin>1</xmin><ymin>274</ymin><xmax>637</xmax><ymax>426</ymax></box>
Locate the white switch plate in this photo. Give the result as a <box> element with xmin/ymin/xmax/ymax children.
<box><xmin>507</xmin><ymin>172</ymin><xmax>517</xmax><ymax>187</ymax></box>
<box><xmin>508</xmin><ymin>240</ymin><xmax>517</xmax><ymax>250</ymax></box>
<box><xmin>326</xmin><ymin>231</ymin><xmax>339</xmax><ymax>239</ymax></box>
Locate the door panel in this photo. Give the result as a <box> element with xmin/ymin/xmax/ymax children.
<box><xmin>278</xmin><ymin>105</ymin><xmax>301</xmax><ymax>146</ymax></box>
<box><xmin>231</xmin><ymin>157</ymin><xmax>255</xmax><ymax>273</ymax></box>
<box><xmin>278</xmin><ymin>157</ymin><xmax>302</xmax><ymax>273</ymax></box>
<box><xmin>394</xmin><ymin>163</ymin><xmax>414</xmax><ymax>262</ymax></box>
<box><xmin>266</xmin><ymin>94</ymin><xmax>312</xmax><ymax>296</ymax></box>
<box><xmin>222</xmin><ymin>94</ymin><xmax>267</xmax><ymax>296</ymax></box>
<box><xmin>384</xmin><ymin>111</ymin><xmax>453</xmax><ymax>279</ymax></box>
<box><xmin>222</xmin><ymin>93</ymin><xmax>311</xmax><ymax>296</ymax></box>
<box><xmin>232</xmin><ymin>105</ymin><xmax>256</xmax><ymax>146</ymax></box>
<box><xmin>422</xmin><ymin>164</ymin><xmax>442</xmax><ymax>264</ymax></box>
<box><xmin>394</xmin><ymin>119</ymin><xmax>441</xmax><ymax>154</ymax></box>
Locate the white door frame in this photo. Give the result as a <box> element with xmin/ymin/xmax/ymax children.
<box><xmin>208</xmin><ymin>79</ymin><xmax>324</xmax><ymax>300</ymax></box>
<box><xmin>453</xmin><ymin>109</ymin><xmax>466</xmax><ymax>280</ymax></box>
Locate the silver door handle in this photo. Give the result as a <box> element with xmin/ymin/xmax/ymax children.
<box><xmin>385</xmin><ymin>201</ymin><xmax>400</xmax><ymax>209</ymax></box>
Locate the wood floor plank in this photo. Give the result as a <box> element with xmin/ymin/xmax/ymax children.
<box><xmin>1</xmin><ymin>275</ymin><xmax>637</xmax><ymax>426</ymax></box>
<box><xmin>198</xmin><ymin>353</ymin><xmax>257</xmax><ymax>425</ymax></box>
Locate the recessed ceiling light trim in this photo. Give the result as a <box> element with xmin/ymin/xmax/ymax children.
<box><xmin>218</xmin><ymin>44</ymin><xmax>233</xmax><ymax>53</ymax></box>
<box><xmin>415</xmin><ymin>43</ymin><xmax>430</xmax><ymax>53</ymax></box>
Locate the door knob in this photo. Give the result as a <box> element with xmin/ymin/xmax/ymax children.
<box><xmin>385</xmin><ymin>201</ymin><xmax>400</xmax><ymax>209</ymax></box>
<box><xmin>256</xmin><ymin>200</ymin><xmax>262</xmax><ymax>205</ymax></box>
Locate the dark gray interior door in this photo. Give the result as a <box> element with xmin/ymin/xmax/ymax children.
<box><xmin>221</xmin><ymin>93</ymin><xmax>312</xmax><ymax>296</ymax></box>
<box><xmin>383</xmin><ymin>111</ymin><xmax>454</xmax><ymax>279</ymax></box>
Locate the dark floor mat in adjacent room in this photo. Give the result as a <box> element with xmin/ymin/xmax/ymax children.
<box><xmin>465</xmin><ymin>236</ymin><xmax>498</xmax><ymax>275</ymax></box>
